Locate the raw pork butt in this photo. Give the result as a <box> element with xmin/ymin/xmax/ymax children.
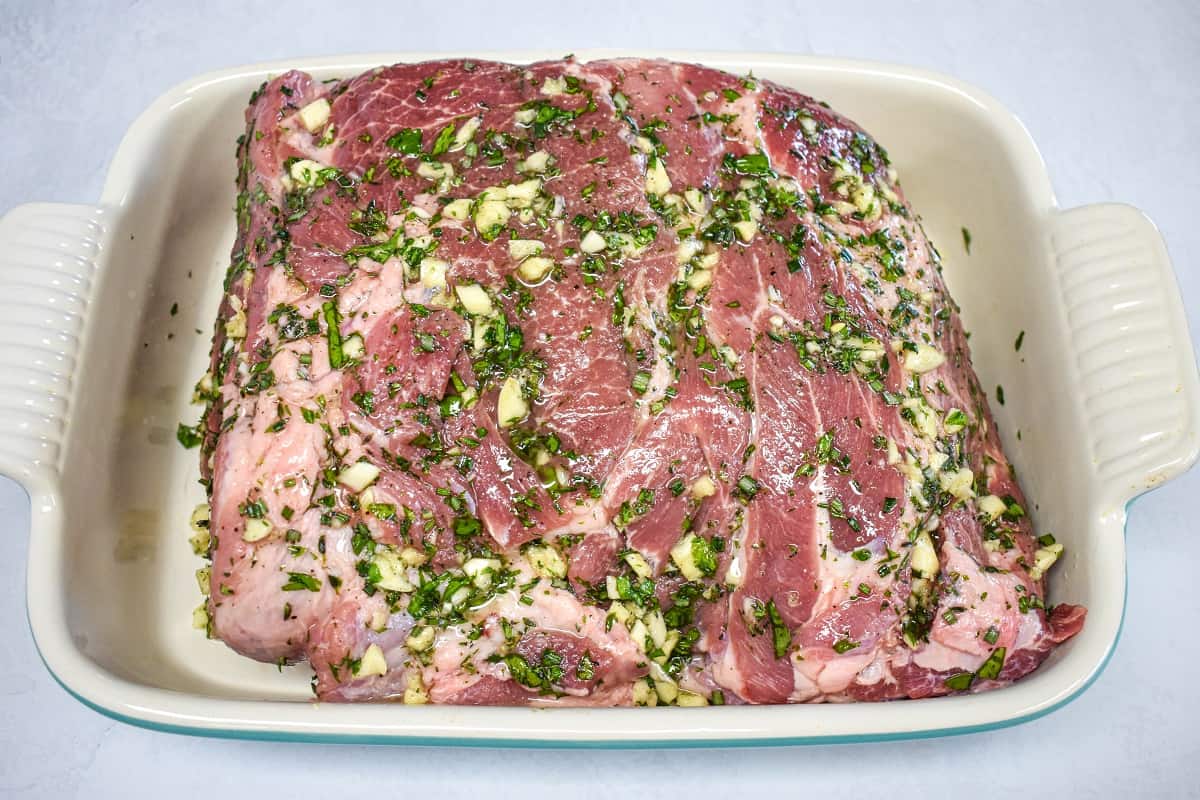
<box><xmin>189</xmin><ymin>57</ymin><xmax>1084</xmax><ymax>706</ymax></box>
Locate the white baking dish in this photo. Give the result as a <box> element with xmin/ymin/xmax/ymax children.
<box><xmin>5</xmin><ymin>51</ymin><xmax>1197</xmax><ymax>746</ymax></box>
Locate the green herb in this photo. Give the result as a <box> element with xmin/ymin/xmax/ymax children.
<box><xmin>944</xmin><ymin>408</ymin><xmax>969</xmax><ymax>429</ymax></box>
<box><xmin>766</xmin><ymin>599</ymin><xmax>791</xmax><ymax>658</ymax></box>
<box><xmin>176</xmin><ymin>422</ymin><xmax>203</xmax><ymax>449</ymax></box>
<box><xmin>239</xmin><ymin>499</ymin><xmax>268</xmax><ymax>518</ymax></box>
<box><xmin>724</xmin><ymin>151</ymin><xmax>772</xmax><ymax>176</ymax></box>
<box><xmin>944</xmin><ymin>671</ymin><xmax>974</xmax><ymax>691</ymax></box>
<box><xmin>995</xmin><ymin>384</ymin><xmax>1005</xmax><ymax>405</ymax></box>
<box><xmin>961</xmin><ymin>227</ymin><xmax>972</xmax><ymax>254</ymax></box>
<box><xmin>430</xmin><ymin>122</ymin><xmax>456</xmax><ymax>156</ymax></box>
<box><xmin>735</xmin><ymin>475</ymin><xmax>760</xmax><ymax>501</ymax></box>
<box><xmin>348</xmin><ymin>200</ymin><xmax>388</xmax><ymax>238</ymax></box>
<box><xmin>613</xmin><ymin>488</ymin><xmax>655</xmax><ymax>528</ymax></box>
<box><xmin>504</xmin><ymin>648</ymin><xmax>566</xmax><ymax>689</ymax></box>
<box><xmin>832</xmin><ymin>638</ymin><xmax>859</xmax><ymax>654</ymax></box>
<box><xmin>851</xmin><ymin>548</ymin><xmax>871</xmax><ymax>561</ymax></box>
<box><xmin>976</xmin><ymin>647</ymin><xmax>1007</xmax><ymax>680</ymax></box>
<box><xmin>282</xmin><ymin>572</ymin><xmax>321</xmax><ymax>592</ymax></box>
<box><xmin>322</xmin><ymin>301</ymin><xmax>344</xmax><ymax>368</ymax></box>
<box><xmin>944</xmin><ymin>646</ymin><xmax>1007</xmax><ymax>691</ymax></box>
<box><xmin>352</xmin><ymin>391</ymin><xmax>375</xmax><ymax>414</ymax></box>
<box><xmin>1014</xmin><ymin>330</ymin><xmax>1025</xmax><ymax>352</ymax></box>
<box><xmin>983</xmin><ymin>626</ymin><xmax>1000</xmax><ymax>645</ymax></box>
<box><xmin>368</xmin><ymin>503</ymin><xmax>397</xmax><ymax>521</ymax></box>
<box><xmin>576</xmin><ymin>652</ymin><xmax>596</xmax><ymax>681</ymax></box>
<box><xmin>351</xmin><ymin>523</ymin><xmax>375</xmax><ymax>556</ymax></box>
<box><xmin>387</xmin><ymin>128</ymin><xmax>423</xmax><ymax>154</ymax></box>
<box><xmin>691</xmin><ymin>536</ymin><xmax>718</xmax><ymax>576</ymax></box>
<box><xmin>631</xmin><ymin>370</ymin><xmax>651</xmax><ymax>394</ymax></box>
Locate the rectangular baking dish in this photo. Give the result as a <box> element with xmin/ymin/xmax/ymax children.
<box><xmin>5</xmin><ymin>50</ymin><xmax>1197</xmax><ymax>747</ymax></box>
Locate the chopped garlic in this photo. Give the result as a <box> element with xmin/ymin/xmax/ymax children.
<box><xmin>419</xmin><ymin>258</ymin><xmax>449</xmax><ymax>290</ymax></box>
<box><xmin>687</xmin><ymin>268</ymin><xmax>713</xmax><ymax>291</ymax></box>
<box><xmin>442</xmin><ymin>198</ymin><xmax>472</xmax><ymax>220</ymax></box>
<box><xmin>452</xmin><ymin>116</ymin><xmax>481</xmax><ymax>150</ymax></box>
<box><xmin>654</xmin><ymin>679</ymin><xmax>679</xmax><ymax>705</ymax></box>
<box><xmin>904</xmin><ymin>344</ymin><xmax>946</xmax><ymax>374</ymax></box>
<box><xmin>297</xmin><ymin>98</ymin><xmax>331</xmax><ymax>133</ymax></box>
<box><xmin>339</xmin><ymin>460</ymin><xmax>380</xmax><ymax>492</ymax></box>
<box><xmin>645</xmin><ymin>157</ymin><xmax>671</xmax><ymax>196</ymax></box>
<box><xmin>188</xmin><ymin>503</ymin><xmax>211</xmax><ymax>555</ymax></box>
<box><xmin>977</xmin><ymin>494</ymin><xmax>1007</xmax><ymax>520</ymax></box>
<box><xmin>242</xmin><ymin>517</ymin><xmax>272</xmax><ymax>543</ymax></box>
<box><xmin>527</xmin><ymin>545</ymin><xmax>567</xmax><ymax>579</ymax></box>
<box><xmin>691</xmin><ymin>475</ymin><xmax>716</xmax><ymax>498</ymax></box>
<box><xmin>910</xmin><ymin>530</ymin><xmax>940</xmax><ymax>578</ymax></box>
<box><xmin>623</xmin><ymin>551</ymin><xmax>652</xmax><ymax>579</ymax></box>
<box><xmin>289</xmin><ymin>158</ymin><xmax>326</xmax><ymax>187</ymax></box>
<box><xmin>901</xmin><ymin>397</ymin><xmax>940</xmax><ymax>441</ymax></box>
<box><xmin>406</xmin><ymin>626</ymin><xmax>435</xmax><ymax>652</ymax></box>
<box><xmin>938</xmin><ymin>467</ymin><xmax>976</xmax><ymax>502</ymax></box>
<box><xmin>508</xmin><ymin>239</ymin><xmax>544</xmax><ymax>261</ymax></box>
<box><xmin>455</xmin><ymin>284</ymin><xmax>493</xmax><ymax>316</ymax></box>
<box><xmin>403</xmin><ymin>671</ymin><xmax>429</xmax><ymax>704</ymax></box>
<box><xmin>517</xmin><ymin>256</ymin><xmax>554</xmax><ymax>282</ymax></box>
<box><xmin>1028</xmin><ymin>543</ymin><xmax>1064</xmax><ymax>580</ymax></box>
<box><xmin>676</xmin><ymin>238</ymin><xmax>702</xmax><ymax>265</ymax></box>
<box><xmin>341</xmin><ymin>333</ymin><xmax>365</xmax><ymax>361</ymax></box>
<box><xmin>417</xmin><ymin>160</ymin><xmax>453</xmax><ymax>182</ymax></box>
<box><xmin>630</xmin><ymin>619</ymin><xmax>649</xmax><ymax>651</ymax></box>
<box><xmin>463</xmin><ymin>557</ymin><xmax>502</xmax><ymax>588</ymax></box>
<box><xmin>192</xmin><ymin>605</ymin><xmax>209</xmax><ymax>630</ymax></box>
<box><xmin>732</xmin><ymin>219</ymin><xmax>758</xmax><ymax>242</ymax></box>
<box><xmin>195</xmin><ymin>566</ymin><xmax>211</xmax><ymax>595</ymax></box>
<box><xmin>540</xmin><ymin>76</ymin><xmax>567</xmax><ymax>95</ymax></box>
<box><xmin>224</xmin><ymin>296</ymin><xmax>246</xmax><ymax>339</ymax></box>
<box><xmin>373</xmin><ymin>549</ymin><xmax>414</xmax><ymax>592</ymax></box>
<box><xmin>632</xmin><ymin>678</ymin><xmax>655</xmax><ymax>706</ymax></box>
<box><xmin>670</xmin><ymin>534</ymin><xmax>705</xmax><ymax>581</ymax></box>
<box><xmin>355</xmin><ymin>643</ymin><xmax>388</xmax><ymax>678</ymax></box>
<box><xmin>497</xmin><ymin>376</ymin><xmax>529</xmax><ymax>427</ymax></box>
<box><xmin>399</xmin><ymin>547</ymin><xmax>427</xmax><ymax>567</ymax></box>
<box><xmin>504</xmin><ymin>178</ymin><xmax>542</xmax><ymax>206</ymax></box>
<box><xmin>580</xmin><ymin>230</ymin><xmax>607</xmax><ymax>254</ymax></box>
<box><xmin>517</xmin><ymin>150</ymin><xmax>552</xmax><ymax>174</ymax></box>
<box><xmin>474</xmin><ymin>199</ymin><xmax>511</xmax><ymax>236</ymax></box>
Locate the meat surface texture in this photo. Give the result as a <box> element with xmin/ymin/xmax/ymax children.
<box><xmin>191</xmin><ymin>57</ymin><xmax>1084</xmax><ymax>706</ymax></box>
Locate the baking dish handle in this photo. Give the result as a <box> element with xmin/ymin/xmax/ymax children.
<box><xmin>1050</xmin><ymin>203</ymin><xmax>1200</xmax><ymax>509</ymax></box>
<box><xmin>0</xmin><ymin>202</ymin><xmax>111</xmax><ymax>495</ymax></box>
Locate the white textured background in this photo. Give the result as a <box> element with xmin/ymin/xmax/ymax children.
<box><xmin>2</xmin><ymin>1</ymin><xmax>1197</xmax><ymax>796</ymax></box>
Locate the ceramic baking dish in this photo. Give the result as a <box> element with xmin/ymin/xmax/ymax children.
<box><xmin>5</xmin><ymin>51</ymin><xmax>1197</xmax><ymax>747</ymax></box>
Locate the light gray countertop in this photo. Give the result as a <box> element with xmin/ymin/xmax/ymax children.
<box><xmin>2</xmin><ymin>1</ymin><xmax>1197</xmax><ymax>796</ymax></box>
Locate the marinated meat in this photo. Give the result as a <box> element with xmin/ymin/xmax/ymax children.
<box><xmin>187</xmin><ymin>57</ymin><xmax>1084</xmax><ymax>706</ymax></box>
